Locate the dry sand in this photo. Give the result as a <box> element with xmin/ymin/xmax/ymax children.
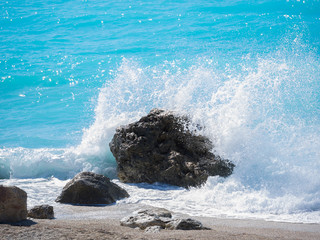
<box><xmin>1</xmin><ymin>203</ymin><xmax>319</xmax><ymax>240</ymax></box>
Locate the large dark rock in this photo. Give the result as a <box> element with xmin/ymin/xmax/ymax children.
<box><xmin>55</xmin><ymin>172</ymin><xmax>129</xmax><ymax>205</ymax></box>
<box><xmin>110</xmin><ymin>108</ymin><xmax>234</xmax><ymax>188</ymax></box>
<box><xmin>0</xmin><ymin>185</ymin><xmax>27</xmax><ymax>223</ymax></box>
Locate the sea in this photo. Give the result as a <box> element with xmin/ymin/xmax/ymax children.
<box><xmin>1</xmin><ymin>0</ymin><xmax>320</xmax><ymax>223</ymax></box>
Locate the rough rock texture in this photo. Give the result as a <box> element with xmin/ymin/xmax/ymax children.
<box><xmin>166</xmin><ymin>218</ymin><xmax>206</xmax><ymax>230</ymax></box>
<box><xmin>120</xmin><ymin>208</ymin><xmax>209</xmax><ymax>231</ymax></box>
<box><xmin>110</xmin><ymin>108</ymin><xmax>235</xmax><ymax>188</ymax></box>
<box><xmin>145</xmin><ymin>225</ymin><xmax>162</xmax><ymax>233</ymax></box>
<box><xmin>120</xmin><ymin>208</ymin><xmax>172</xmax><ymax>230</ymax></box>
<box><xmin>28</xmin><ymin>205</ymin><xmax>54</xmax><ymax>219</ymax></box>
<box><xmin>0</xmin><ymin>185</ymin><xmax>28</xmax><ymax>223</ymax></box>
<box><xmin>55</xmin><ymin>172</ymin><xmax>129</xmax><ymax>205</ymax></box>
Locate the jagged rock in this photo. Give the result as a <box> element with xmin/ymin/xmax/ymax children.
<box><xmin>28</xmin><ymin>205</ymin><xmax>54</xmax><ymax>219</ymax></box>
<box><xmin>120</xmin><ymin>208</ymin><xmax>172</xmax><ymax>230</ymax></box>
<box><xmin>55</xmin><ymin>172</ymin><xmax>129</xmax><ymax>205</ymax></box>
<box><xmin>166</xmin><ymin>218</ymin><xmax>208</xmax><ymax>230</ymax></box>
<box><xmin>0</xmin><ymin>185</ymin><xmax>27</xmax><ymax>223</ymax></box>
<box><xmin>110</xmin><ymin>108</ymin><xmax>234</xmax><ymax>188</ymax></box>
<box><xmin>120</xmin><ymin>208</ymin><xmax>209</xmax><ymax>231</ymax></box>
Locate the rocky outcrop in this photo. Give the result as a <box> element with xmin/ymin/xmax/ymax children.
<box><xmin>120</xmin><ymin>208</ymin><xmax>209</xmax><ymax>232</ymax></box>
<box><xmin>110</xmin><ymin>108</ymin><xmax>234</xmax><ymax>188</ymax></box>
<box><xmin>28</xmin><ymin>205</ymin><xmax>54</xmax><ymax>219</ymax></box>
<box><xmin>0</xmin><ymin>185</ymin><xmax>27</xmax><ymax>223</ymax></box>
<box><xmin>55</xmin><ymin>172</ymin><xmax>129</xmax><ymax>205</ymax></box>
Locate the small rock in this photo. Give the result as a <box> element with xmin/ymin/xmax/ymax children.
<box><xmin>120</xmin><ymin>208</ymin><xmax>172</xmax><ymax>230</ymax></box>
<box><xmin>0</xmin><ymin>185</ymin><xmax>27</xmax><ymax>223</ymax></box>
<box><xmin>28</xmin><ymin>205</ymin><xmax>54</xmax><ymax>219</ymax></box>
<box><xmin>55</xmin><ymin>172</ymin><xmax>129</xmax><ymax>205</ymax></box>
<box><xmin>166</xmin><ymin>218</ymin><xmax>209</xmax><ymax>230</ymax></box>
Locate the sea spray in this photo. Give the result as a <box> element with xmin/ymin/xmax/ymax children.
<box><xmin>77</xmin><ymin>51</ymin><xmax>320</xmax><ymax>222</ymax></box>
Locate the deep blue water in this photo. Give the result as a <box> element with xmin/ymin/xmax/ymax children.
<box><xmin>1</xmin><ymin>0</ymin><xmax>320</xmax><ymax>222</ymax></box>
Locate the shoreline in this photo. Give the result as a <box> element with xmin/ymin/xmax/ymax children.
<box><xmin>3</xmin><ymin>177</ymin><xmax>320</xmax><ymax>225</ymax></box>
<box><xmin>1</xmin><ymin>203</ymin><xmax>320</xmax><ymax>240</ymax></box>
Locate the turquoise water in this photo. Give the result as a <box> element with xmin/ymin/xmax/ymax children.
<box><xmin>1</xmin><ymin>0</ymin><xmax>320</xmax><ymax>222</ymax></box>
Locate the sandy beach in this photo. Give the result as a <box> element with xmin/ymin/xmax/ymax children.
<box><xmin>1</xmin><ymin>203</ymin><xmax>319</xmax><ymax>240</ymax></box>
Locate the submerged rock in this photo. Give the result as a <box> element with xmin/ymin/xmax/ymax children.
<box><xmin>28</xmin><ymin>205</ymin><xmax>54</xmax><ymax>219</ymax></box>
<box><xmin>110</xmin><ymin>108</ymin><xmax>234</xmax><ymax>188</ymax></box>
<box><xmin>55</xmin><ymin>172</ymin><xmax>129</xmax><ymax>205</ymax></box>
<box><xmin>120</xmin><ymin>207</ymin><xmax>209</xmax><ymax>231</ymax></box>
<box><xmin>0</xmin><ymin>185</ymin><xmax>28</xmax><ymax>223</ymax></box>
